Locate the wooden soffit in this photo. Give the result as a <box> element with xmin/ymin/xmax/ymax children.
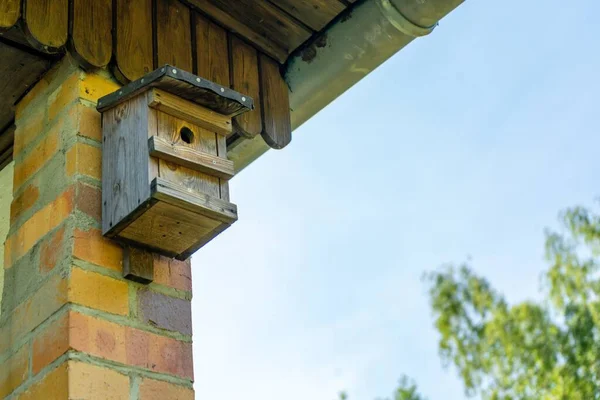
<box><xmin>0</xmin><ymin>0</ymin><xmax>350</xmax><ymax>69</ymax></box>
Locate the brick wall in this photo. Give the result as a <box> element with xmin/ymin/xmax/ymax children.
<box><xmin>0</xmin><ymin>57</ymin><xmax>195</xmax><ymax>399</ymax></box>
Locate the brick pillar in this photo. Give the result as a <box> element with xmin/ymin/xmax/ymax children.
<box><xmin>0</xmin><ymin>57</ymin><xmax>194</xmax><ymax>399</ymax></box>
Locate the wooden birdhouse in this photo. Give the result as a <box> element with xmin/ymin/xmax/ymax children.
<box><xmin>97</xmin><ymin>65</ymin><xmax>253</xmax><ymax>260</ymax></box>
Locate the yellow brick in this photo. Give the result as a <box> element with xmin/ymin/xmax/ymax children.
<box><xmin>16</xmin><ymin>78</ymin><xmax>49</xmax><ymax>120</ymax></box>
<box><xmin>80</xmin><ymin>73</ymin><xmax>120</xmax><ymax>103</ymax></box>
<box><xmin>69</xmin><ymin>361</ymin><xmax>129</xmax><ymax>399</ymax></box>
<box><xmin>69</xmin><ymin>268</ymin><xmax>129</xmax><ymax>316</ymax></box>
<box><xmin>0</xmin><ymin>345</ymin><xmax>29</xmax><ymax>398</ymax></box>
<box><xmin>77</xmin><ymin>103</ymin><xmax>102</xmax><ymax>142</ymax></box>
<box><xmin>17</xmin><ymin>363</ymin><xmax>68</xmax><ymax>400</ymax></box>
<box><xmin>13</xmin><ymin>109</ymin><xmax>45</xmax><ymax>156</ymax></box>
<box><xmin>5</xmin><ymin>188</ymin><xmax>74</xmax><ymax>266</ymax></box>
<box><xmin>13</xmin><ymin>125</ymin><xmax>60</xmax><ymax>189</ymax></box>
<box><xmin>139</xmin><ymin>379</ymin><xmax>194</xmax><ymax>400</ymax></box>
<box><xmin>0</xmin><ymin>274</ymin><xmax>68</xmax><ymax>355</ymax></box>
<box><xmin>66</xmin><ymin>143</ymin><xmax>101</xmax><ymax>180</ymax></box>
<box><xmin>73</xmin><ymin>229</ymin><xmax>123</xmax><ymax>272</ymax></box>
<box><xmin>48</xmin><ymin>72</ymin><xmax>80</xmax><ymax>122</ymax></box>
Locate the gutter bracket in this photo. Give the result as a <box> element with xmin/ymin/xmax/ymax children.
<box><xmin>377</xmin><ymin>0</ymin><xmax>437</xmax><ymax>37</ymax></box>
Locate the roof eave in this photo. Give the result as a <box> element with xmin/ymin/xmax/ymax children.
<box><xmin>228</xmin><ymin>0</ymin><xmax>465</xmax><ymax>173</ymax></box>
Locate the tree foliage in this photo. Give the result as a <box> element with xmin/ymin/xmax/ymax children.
<box><xmin>338</xmin><ymin>375</ymin><xmax>427</xmax><ymax>400</ymax></box>
<box><xmin>424</xmin><ymin>203</ymin><xmax>600</xmax><ymax>399</ymax></box>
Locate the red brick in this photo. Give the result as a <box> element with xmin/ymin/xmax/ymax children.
<box><xmin>76</xmin><ymin>182</ymin><xmax>101</xmax><ymax>222</ymax></box>
<box><xmin>39</xmin><ymin>226</ymin><xmax>67</xmax><ymax>274</ymax></box>
<box><xmin>10</xmin><ymin>183</ymin><xmax>40</xmax><ymax>222</ymax></box>
<box><xmin>138</xmin><ymin>289</ymin><xmax>192</xmax><ymax>335</ymax></box>
<box><xmin>69</xmin><ymin>312</ymin><xmax>193</xmax><ymax>379</ymax></box>
<box><xmin>154</xmin><ymin>256</ymin><xmax>192</xmax><ymax>292</ymax></box>
<box><xmin>32</xmin><ymin>313</ymin><xmax>69</xmax><ymax>375</ymax></box>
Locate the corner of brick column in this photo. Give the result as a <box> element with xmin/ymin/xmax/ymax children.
<box><xmin>0</xmin><ymin>57</ymin><xmax>195</xmax><ymax>400</ymax></box>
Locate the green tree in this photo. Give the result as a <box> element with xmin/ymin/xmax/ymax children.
<box><xmin>424</xmin><ymin>203</ymin><xmax>600</xmax><ymax>399</ymax></box>
<box><xmin>338</xmin><ymin>375</ymin><xmax>427</xmax><ymax>400</ymax></box>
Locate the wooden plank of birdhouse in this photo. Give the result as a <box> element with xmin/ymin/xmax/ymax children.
<box><xmin>230</xmin><ymin>35</ymin><xmax>262</xmax><ymax>139</ymax></box>
<box><xmin>259</xmin><ymin>54</ymin><xmax>291</xmax><ymax>149</ymax></box>
<box><xmin>120</xmin><ymin>200</ymin><xmax>223</xmax><ymax>258</ymax></box>
<box><xmin>268</xmin><ymin>0</ymin><xmax>345</xmax><ymax>31</ymax></box>
<box><xmin>216</xmin><ymin>135</ymin><xmax>229</xmax><ymax>201</ymax></box>
<box><xmin>102</xmin><ymin>94</ymin><xmax>152</xmax><ymax>237</ymax></box>
<box><xmin>195</xmin><ymin>13</ymin><xmax>229</xmax><ymax>87</ymax></box>
<box><xmin>70</xmin><ymin>0</ymin><xmax>112</xmax><ymax>68</ymax></box>
<box><xmin>155</xmin><ymin>111</ymin><xmax>221</xmax><ymax>199</ymax></box>
<box><xmin>148</xmin><ymin>135</ymin><xmax>234</xmax><ymax>180</ymax></box>
<box><xmin>183</xmin><ymin>0</ymin><xmax>290</xmax><ymax>63</ymax></box>
<box><xmin>23</xmin><ymin>0</ymin><xmax>68</xmax><ymax>52</ymax></box>
<box><xmin>147</xmin><ymin>89</ymin><xmax>232</xmax><ymax>136</ymax></box>
<box><xmin>123</xmin><ymin>246</ymin><xmax>154</xmax><ymax>284</ymax></box>
<box><xmin>0</xmin><ymin>0</ymin><xmax>20</xmax><ymax>30</ymax></box>
<box><xmin>151</xmin><ymin>177</ymin><xmax>237</xmax><ymax>224</ymax></box>
<box><xmin>113</xmin><ymin>0</ymin><xmax>153</xmax><ymax>83</ymax></box>
<box><xmin>156</xmin><ymin>0</ymin><xmax>193</xmax><ymax>72</ymax></box>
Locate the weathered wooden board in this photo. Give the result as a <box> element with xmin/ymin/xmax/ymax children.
<box><xmin>98</xmin><ymin>66</ymin><xmax>253</xmax><ymax>118</ymax></box>
<box><xmin>156</xmin><ymin>111</ymin><xmax>221</xmax><ymax>199</ymax></box>
<box><xmin>184</xmin><ymin>0</ymin><xmax>311</xmax><ymax>63</ymax></box>
<box><xmin>113</xmin><ymin>0</ymin><xmax>154</xmax><ymax>82</ymax></box>
<box><xmin>269</xmin><ymin>0</ymin><xmax>345</xmax><ymax>31</ymax></box>
<box><xmin>0</xmin><ymin>125</ymin><xmax>14</xmax><ymax>170</ymax></box>
<box><xmin>230</xmin><ymin>35</ymin><xmax>262</xmax><ymax>139</ymax></box>
<box><xmin>216</xmin><ymin>134</ymin><xmax>229</xmax><ymax>201</ymax></box>
<box><xmin>259</xmin><ymin>54</ymin><xmax>292</xmax><ymax>149</ymax></box>
<box><xmin>23</xmin><ymin>0</ymin><xmax>69</xmax><ymax>52</ymax></box>
<box><xmin>195</xmin><ymin>13</ymin><xmax>230</xmax><ymax>87</ymax></box>
<box><xmin>70</xmin><ymin>0</ymin><xmax>112</xmax><ymax>68</ymax></box>
<box><xmin>148</xmin><ymin>89</ymin><xmax>232</xmax><ymax>136</ymax></box>
<box><xmin>123</xmin><ymin>246</ymin><xmax>154</xmax><ymax>284</ymax></box>
<box><xmin>0</xmin><ymin>0</ymin><xmax>20</xmax><ymax>30</ymax></box>
<box><xmin>0</xmin><ymin>42</ymin><xmax>51</xmax><ymax>132</ymax></box>
<box><xmin>149</xmin><ymin>135</ymin><xmax>234</xmax><ymax>180</ymax></box>
<box><xmin>156</xmin><ymin>0</ymin><xmax>193</xmax><ymax>71</ymax></box>
<box><xmin>102</xmin><ymin>94</ymin><xmax>152</xmax><ymax>237</ymax></box>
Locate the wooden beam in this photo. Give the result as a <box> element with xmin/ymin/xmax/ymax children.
<box><xmin>182</xmin><ymin>0</ymin><xmax>293</xmax><ymax>63</ymax></box>
<box><xmin>23</xmin><ymin>0</ymin><xmax>69</xmax><ymax>53</ymax></box>
<box><xmin>230</xmin><ymin>34</ymin><xmax>262</xmax><ymax>139</ymax></box>
<box><xmin>156</xmin><ymin>0</ymin><xmax>193</xmax><ymax>71</ymax></box>
<box><xmin>0</xmin><ymin>0</ymin><xmax>21</xmax><ymax>30</ymax></box>
<box><xmin>113</xmin><ymin>0</ymin><xmax>154</xmax><ymax>83</ymax></box>
<box><xmin>259</xmin><ymin>54</ymin><xmax>291</xmax><ymax>149</ymax></box>
<box><xmin>69</xmin><ymin>0</ymin><xmax>112</xmax><ymax>68</ymax></box>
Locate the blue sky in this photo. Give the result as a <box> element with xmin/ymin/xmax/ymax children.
<box><xmin>192</xmin><ymin>1</ymin><xmax>600</xmax><ymax>399</ymax></box>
